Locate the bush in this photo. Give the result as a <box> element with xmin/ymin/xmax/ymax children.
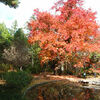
<box><xmin>3</xmin><ymin>71</ymin><xmax>32</xmax><ymax>89</ymax></box>
<box><xmin>25</xmin><ymin>64</ymin><xmax>42</xmax><ymax>74</ymax></box>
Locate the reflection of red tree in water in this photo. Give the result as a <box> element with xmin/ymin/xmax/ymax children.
<box><xmin>82</xmin><ymin>88</ymin><xmax>94</xmax><ymax>100</ymax></box>
<box><xmin>26</xmin><ymin>79</ymin><xmax>100</xmax><ymax>100</ymax></box>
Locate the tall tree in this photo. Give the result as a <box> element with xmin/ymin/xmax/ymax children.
<box><xmin>28</xmin><ymin>0</ymin><xmax>100</xmax><ymax>68</ymax></box>
<box><xmin>9</xmin><ymin>20</ymin><xmax>18</xmax><ymax>35</ymax></box>
<box><xmin>0</xmin><ymin>23</ymin><xmax>12</xmax><ymax>61</ymax></box>
<box><xmin>0</xmin><ymin>0</ymin><xmax>19</xmax><ymax>8</ymax></box>
<box><xmin>28</xmin><ymin>42</ymin><xmax>41</xmax><ymax>73</ymax></box>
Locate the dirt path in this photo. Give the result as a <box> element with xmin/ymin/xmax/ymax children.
<box><xmin>0</xmin><ymin>80</ymin><xmax>5</xmax><ymax>85</ymax></box>
<box><xmin>46</xmin><ymin>75</ymin><xmax>100</xmax><ymax>84</ymax></box>
<box><xmin>33</xmin><ymin>74</ymin><xmax>100</xmax><ymax>84</ymax></box>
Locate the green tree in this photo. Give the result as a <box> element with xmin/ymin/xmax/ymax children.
<box><xmin>9</xmin><ymin>20</ymin><xmax>18</xmax><ymax>35</ymax></box>
<box><xmin>28</xmin><ymin>42</ymin><xmax>41</xmax><ymax>73</ymax></box>
<box><xmin>0</xmin><ymin>23</ymin><xmax>12</xmax><ymax>62</ymax></box>
<box><xmin>0</xmin><ymin>0</ymin><xmax>19</xmax><ymax>8</ymax></box>
<box><xmin>14</xmin><ymin>28</ymin><xmax>27</xmax><ymax>46</ymax></box>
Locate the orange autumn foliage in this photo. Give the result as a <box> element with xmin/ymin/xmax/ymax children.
<box><xmin>28</xmin><ymin>0</ymin><xmax>100</xmax><ymax>67</ymax></box>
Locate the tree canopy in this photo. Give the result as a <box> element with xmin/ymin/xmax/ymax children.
<box><xmin>28</xmin><ymin>0</ymin><xmax>100</xmax><ymax>68</ymax></box>
<box><xmin>0</xmin><ymin>0</ymin><xmax>19</xmax><ymax>8</ymax></box>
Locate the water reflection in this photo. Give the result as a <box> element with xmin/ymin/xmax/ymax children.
<box><xmin>25</xmin><ymin>81</ymin><xmax>100</xmax><ymax>100</ymax></box>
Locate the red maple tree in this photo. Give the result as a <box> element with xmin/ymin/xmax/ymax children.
<box><xmin>28</xmin><ymin>0</ymin><xmax>100</xmax><ymax>67</ymax></box>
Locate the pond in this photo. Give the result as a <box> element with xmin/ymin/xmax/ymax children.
<box><xmin>1</xmin><ymin>80</ymin><xmax>100</xmax><ymax>100</ymax></box>
<box><xmin>25</xmin><ymin>80</ymin><xmax>100</xmax><ymax>100</ymax></box>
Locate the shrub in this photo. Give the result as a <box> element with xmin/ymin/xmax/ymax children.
<box><xmin>3</xmin><ymin>71</ymin><xmax>32</xmax><ymax>89</ymax></box>
<box><xmin>25</xmin><ymin>64</ymin><xmax>42</xmax><ymax>74</ymax></box>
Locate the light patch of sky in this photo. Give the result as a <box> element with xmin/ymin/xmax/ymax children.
<box><xmin>83</xmin><ymin>0</ymin><xmax>100</xmax><ymax>24</ymax></box>
<box><xmin>0</xmin><ymin>0</ymin><xmax>100</xmax><ymax>29</ymax></box>
<box><xmin>0</xmin><ymin>0</ymin><xmax>56</xmax><ymax>29</ymax></box>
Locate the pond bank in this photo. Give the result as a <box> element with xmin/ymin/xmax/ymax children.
<box><xmin>46</xmin><ymin>75</ymin><xmax>100</xmax><ymax>89</ymax></box>
<box><xmin>32</xmin><ymin>74</ymin><xmax>100</xmax><ymax>89</ymax></box>
<box><xmin>46</xmin><ymin>75</ymin><xmax>100</xmax><ymax>82</ymax></box>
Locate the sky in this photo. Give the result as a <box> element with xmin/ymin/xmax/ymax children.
<box><xmin>0</xmin><ymin>0</ymin><xmax>100</xmax><ymax>29</ymax></box>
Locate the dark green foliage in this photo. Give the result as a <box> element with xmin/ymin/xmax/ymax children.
<box><xmin>0</xmin><ymin>85</ymin><xmax>25</xmax><ymax>100</ymax></box>
<box><xmin>14</xmin><ymin>28</ymin><xmax>28</xmax><ymax>47</ymax></box>
<box><xmin>28</xmin><ymin>42</ymin><xmax>41</xmax><ymax>74</ymax></box>
<box><xmin>0</xmin><ymin>0</ymin><xmax>19</xmax><ymax>8</ymax></box>
<box><xmin>25</xmin><ymin>64</ymin><xmax>42</xmax><ymax>74</ymax></box>
<box><xmin>90</xmin><ymin>52</ymin><xmax>99</xmax><ymax>63</ymax></box>
<box><xmin>3</xmin><ymin>71</ymin><xmax>32</xmax><ymax>89</ymax></box>
<box><xmin>0</xmin><ymin>71</ymin><xmax>30</xmax><ymax>100</ymax></box>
